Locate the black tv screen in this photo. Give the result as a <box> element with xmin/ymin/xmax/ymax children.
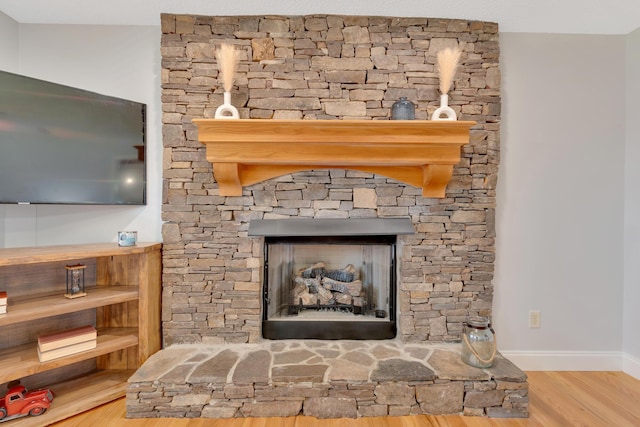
<box><xmin>0</xmin><ymin>70</ymin><xmax>146</xmax><ymax>205</ymax></box>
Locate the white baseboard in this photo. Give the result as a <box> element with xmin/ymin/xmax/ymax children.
<box><xmin>500</xmin><ymin>351</ymin><xmax>624</xmax><ymax>372</ymax></box>
<box><xmin>623</xmin><ymin>353</ymin><xmax>640</xmax><ymax>380</ymax></box>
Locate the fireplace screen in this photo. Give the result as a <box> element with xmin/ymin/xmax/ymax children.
<box><xmin>262</xmin><ymin>235</ymin><xmax>397</xmax><ymax>340</ymax></box>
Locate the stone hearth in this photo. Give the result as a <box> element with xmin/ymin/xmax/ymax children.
<box><xmin>127</xmin><ymin>342</ymin><xmax>528</xmax><ymax>419</ymax></box>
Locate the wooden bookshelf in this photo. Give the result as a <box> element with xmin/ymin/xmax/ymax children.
<box><xmin>0</xmin><ymin>242</ymin><xmax>161</xmax><ymax>424</ymax></box>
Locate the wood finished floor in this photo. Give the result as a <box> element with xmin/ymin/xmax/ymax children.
<box><xmin>52</xmin><ymin>371</ymin><xmax>640</xmax><ymax>427</ymax></box>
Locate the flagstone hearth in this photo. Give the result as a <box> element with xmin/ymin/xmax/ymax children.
<box><xmin>127</xmin><ymin>341</ymin><xmax>528</xmax><ymax>419</ymax></box>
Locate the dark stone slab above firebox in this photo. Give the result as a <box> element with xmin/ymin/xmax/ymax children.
<box><xmin>248</xmin><ymin>218</ymin><xmax>415</xmax><ymax>237</ymax></box>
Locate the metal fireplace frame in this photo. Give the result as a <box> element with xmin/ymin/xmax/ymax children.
<box><xmin>249</xmin><ymin>218</ymin><xmax>414</xmax><ymax>340</ymax></box>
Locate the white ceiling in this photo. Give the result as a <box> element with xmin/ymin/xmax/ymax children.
<box><xmin>0</xmin><ymin>0</ymin><xmax>639</xmax><ymax>35</ymax></box>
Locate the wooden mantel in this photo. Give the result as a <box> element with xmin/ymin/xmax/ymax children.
<box><xmin>193</xmin><ymin>119</ymin><xmax>475</xmax><ymax>197</ymax></box>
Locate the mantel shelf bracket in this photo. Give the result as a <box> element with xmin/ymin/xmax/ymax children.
<box><xmin>193</xmin><ymin>119</ymin><xmax>476</xmax><ymax>198</ymax></box>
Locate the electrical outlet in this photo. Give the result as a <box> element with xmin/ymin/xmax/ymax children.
<box><xmin>529</xmin><ymin>310</ymin><xmax>541</xmax><ymax>328</ymax></box>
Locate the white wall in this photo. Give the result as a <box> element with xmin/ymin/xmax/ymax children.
<box><xmin>0</xmin><ymin>12</ymin><xmax>19</xmax><ymax>247</ymax></box>
<box><xmin>495</xmin><ymin>33</ymin><xmax>627</xmax><ymax>370</ymax></box>
<box><xmin>0</xmin><ymin>12</ymin><xmax>18</xmax><ymax>71</ymax></box>
<box><xmin>1</xmin><ymin>24</ymin><xmax>162</xmax><ymax>246</ymax></box>
<box><xmin>624</xmin><ymin>27</ymin><xmax>640</xmax><ymax>377</ymax></box>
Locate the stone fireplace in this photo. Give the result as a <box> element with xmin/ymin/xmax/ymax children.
<box><xmin>126</xmin><ymin>13</ymin><xmax>527</xmax><ymax>420</ymax></box>
<box><xmin>158</xmin><ymin>11</ymin><xmax>501</xmax><ymax>344</ymax></box>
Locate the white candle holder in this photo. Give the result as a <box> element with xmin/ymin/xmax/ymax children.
<box><xmin>432</xmin><ymin>94</ymin><xmax>457</xmax><ymax>121</ymax></box>
<box><xmin>214</xmin><ymin>91</ymin><xmax>239</xmax><ymax>119</ymax></box>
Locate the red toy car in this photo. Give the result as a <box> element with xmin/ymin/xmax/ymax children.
<box><xmin>0</xmin><ymin>385</ymin><xmax>53</xmax><ymax>422</ymax></box>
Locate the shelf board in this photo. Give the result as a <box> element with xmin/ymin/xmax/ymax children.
<box><xmin>0</xmin><ymin>327</ymin><xmax>138</xmax><ymax>383</ymax></box>
<box><xmin>0</xmin><ymin>286</ymin><xmax>139</xmax><ymax>327</ymax></box>
<box><xmin>193</xmin><ymin>119</ymin><xmax>475</xmax><ymax>197</ymax></box>
<box><xmin>0</xmin><ymin>242</ymin><xmax>162</xmax><ymax>266</ymax></box>
<box><xmin>15</xmin><ymin>369</ymin><xmax>133</xmax><ymax>427</ymax></box>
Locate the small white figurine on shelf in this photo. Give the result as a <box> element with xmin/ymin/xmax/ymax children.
<box><xmin>214</xmin><ymin>43</ymin><xmax>240</xmax><ymax>119</ymax></box>
<box><xmin>432</xmin><ymin>46</ymin><xmax>462</xmax><ymax>121</ymax></box>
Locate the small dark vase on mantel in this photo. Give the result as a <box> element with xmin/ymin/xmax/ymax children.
<box><xmin>391</xmin><ymin>97</ymin><xmax>415</xmax><ymax>120</ymax></box>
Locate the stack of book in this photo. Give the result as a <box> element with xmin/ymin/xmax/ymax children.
<box><xmin>37</xmin><ymin>325</ymin><xmax>97</xmax><ymax>362</ymax></box>
<box><xmin>0</xmin><ymin>291</ymin><xmax>6</xmax><ymax>314</ymax></box>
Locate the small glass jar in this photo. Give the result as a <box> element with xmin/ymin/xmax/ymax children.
<box><xmin>461</xmin><ymin>316</ymin><xmax>496</xmax><ymax>368</ymax></box>
<box><xmin>391</xmin><ymin>97</ymin><xmax>415</xmax><ymax>120</ymax></box>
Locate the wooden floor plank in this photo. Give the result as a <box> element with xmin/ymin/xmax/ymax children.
<box><xmin>530</xmin><ymin>371</ymin><xmax>600</xmax><ymax>427</ymax></box>
<box><xmin>562</xmin><ymin>372</ymin><xmax>640</xmax><ymax>426</ymax></box>
<box><xmin>526</xmin><ymin>372</ymin><xmax>567</xmax><ymax>427</ymax></box>
<box><xmin>50</xmin><ymin>371</ymin><xmax>640</xmax><ymax>427</ymax></box>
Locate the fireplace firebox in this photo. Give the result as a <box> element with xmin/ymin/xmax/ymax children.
<box><xmin>249</xmin><ymin>218</ymin><xmax>413</xmax><ymax>340</ymax></box>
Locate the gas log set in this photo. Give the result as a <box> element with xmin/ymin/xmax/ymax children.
<box><xmin>290</xmin><ymin>262</ymin><xmax>374</xmax><ymax>316</ymax></box>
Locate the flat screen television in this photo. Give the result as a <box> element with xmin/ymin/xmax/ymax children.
<box><xmin>0</xmin><ymin>70</ymin><xmax>146</xmax><ymax>205</ymax></box>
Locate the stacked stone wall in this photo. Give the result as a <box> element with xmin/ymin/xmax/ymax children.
<box><xmin>160</xmin><ymin>14</ymin><xmax>501</xmax><ymax>345</ymax></box>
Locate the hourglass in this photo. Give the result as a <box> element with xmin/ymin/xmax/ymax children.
<box><xmin>65</xmin><ymin>264</ymin><xmax>87</xmax><ymax>299</ymax></box>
